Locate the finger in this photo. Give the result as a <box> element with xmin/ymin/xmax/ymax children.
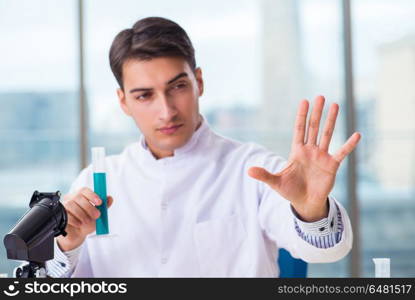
<box><xmin>247</xmin><ymin>167</ymin><xmax>277</xmax><ymax>186</ymax></box>
<box><xmin>333</xmin><ymin>132</ymin><xmax>361</xmax><ymax>163</ymax></box>
<box><xmin>67</xmin><ymin>211</ymin><xmax>82</xmax><ymax>228</ymax></box>
<box><xmin>292</xmin><ymin>99</ymin><xmax>309</xmax><ymax>146</ymax></box>
<box><xmin>65</xmin><ymin>200</ymin><xmax>92</xmax><ymax>225</ymax></box>
<box><xmin>306</xmin><ymin>95</ymin><xmax>325</xmax><ymax>145</ymax></box>
<box><xmin>75</xmin><ymin>195</ymin><xmax>101</xmax><ymax>220</ymax></box>
<box><xmin>107</xmin><ymin>196</ymin><xmax>114</xmax><ymax>208</ymax></box>
<box><xmin>319</xmin><ymin>102</ymin><xmax>339</xmax><ymax>152</ymax></box>
<box><xmin>80</xmin><ymin>187</ymin><xmax>101</xmax><ymax>205</ymax></box>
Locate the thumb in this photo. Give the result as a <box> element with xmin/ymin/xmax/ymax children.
<box><xmin>107</xmin><ymin>196</ymin><xmax>114</xmax><ymax>208</ymax></box>
<box><xmin>248</xmin><ymin>167</ymin><xmax>277</xmax><ymax>186</ymax></box>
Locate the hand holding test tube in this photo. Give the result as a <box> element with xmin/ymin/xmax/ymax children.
<box><xmin>56</xmin><ymin>147</ymin><xmax>114</xmax><ymax>251</ymax></box>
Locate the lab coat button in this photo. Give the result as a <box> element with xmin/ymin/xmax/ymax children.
<box><xmin>161</xmin><ymin>258</ymin><xmax>168</xmax><ymax>264</ymax></box>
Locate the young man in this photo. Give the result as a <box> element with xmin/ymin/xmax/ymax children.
<box><xmin>47</xmin><ymin>17</ymin><xmax>361</xmax><ymax>277</ymax></box>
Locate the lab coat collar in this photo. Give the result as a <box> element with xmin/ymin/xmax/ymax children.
<box><xmin>137</xmin><ymin>115</ymin><xmax>210</xmax><ymax>164</ymax></box>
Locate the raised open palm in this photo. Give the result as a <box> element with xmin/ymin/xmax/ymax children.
<box><xmin>248</xmin><ymin>96</ymin><xmax>361</xmax><ymax>222</ymax></box>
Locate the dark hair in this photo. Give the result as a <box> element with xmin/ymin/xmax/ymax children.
<box><xmin>109</xmin><ymin>17</ymin><xmax>196</xmax><ymax>89</ymax></box>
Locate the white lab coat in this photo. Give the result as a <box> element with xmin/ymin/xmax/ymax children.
<box><xmin>47</xmin><ymin>117</ymin><xmax>352</xmax><ymax>277</ymax></box>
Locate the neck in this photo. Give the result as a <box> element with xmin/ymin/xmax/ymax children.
<box><xmin>150</xmin><ymin>148</ymin><xmax>173</xmax><ymax>160</ymax></box>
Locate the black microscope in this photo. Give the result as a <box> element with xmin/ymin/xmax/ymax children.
<box><xmin>3</xmin><ymin>191</ymin><xmax>68</xmax><ymax>278</ymax></box>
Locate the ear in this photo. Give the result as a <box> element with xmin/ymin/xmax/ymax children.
<box><xmin>194</xmin><ymin>67</ymin><xmax>204</xmax><ymax>97</ymax></box>
<box><xmin>117</xmin><ymin>88</ymin><xmax>132</xmax><ymax>116</ymax></box>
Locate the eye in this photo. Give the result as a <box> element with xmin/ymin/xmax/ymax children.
<box><xmin>135</xmin><ymin>92</ymin><xmax>152</xmax><ymax>101</ymax></box>
<box><xmin>172</xmin><ymin>82</ymin><xmax>187</xmax><ymax>90</ymax></box>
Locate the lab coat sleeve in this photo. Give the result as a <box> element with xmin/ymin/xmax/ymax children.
<box><xmin>292</xmin><ymin>195</ymin><xmax>345</xmax><ymax>248</ymax></box>
<box><xmin>45</xmin><ymin>165</ymin><xmax>95</xmax><ymax>277</ymax></box>
<box><xmin>254</xmin><ymin>152</ymin><xmax>353</xmax><ymax>263</ymax></box>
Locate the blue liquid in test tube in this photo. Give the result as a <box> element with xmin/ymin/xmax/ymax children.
<box><xmin>92</xmin><ymin>147</ymin><xmax>109</xmax><ymax>235</ymax></box>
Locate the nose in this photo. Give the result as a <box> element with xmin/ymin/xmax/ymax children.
<box><xmin>158</xmin><ymin>94</ymin><xmax>178</xmax><ymax>121</ymax></box>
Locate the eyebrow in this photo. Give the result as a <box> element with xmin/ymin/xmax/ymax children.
<box><xmin>129</xmin><ymin>72</ymin><xmax>189</xmax><ymax>94</ymax></box>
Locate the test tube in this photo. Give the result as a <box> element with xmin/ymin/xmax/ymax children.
<box><xmin>92</xmin><ymin>147</ymin><xmax>109</xmax><ymax>235</ymax></box>
<box><xmin>373</xmin><ymin>258</ymin><xmax>390</xmax><ymax>278</ymax></box>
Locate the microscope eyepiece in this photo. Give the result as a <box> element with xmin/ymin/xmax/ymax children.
<box><xmin>3</xmin><ymin>191</ymin><xmax>67</xmax><ymax>263</ymax></box>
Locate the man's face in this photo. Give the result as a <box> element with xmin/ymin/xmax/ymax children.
<box><xmin>117</xmin><ymin>57</ymin><xmax>203</xmax><ymax>159</ymax></box>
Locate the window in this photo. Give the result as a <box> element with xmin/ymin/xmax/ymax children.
<box><xmin>1</xmin><ymin>0</ymin><xmax>412</xmax><ymax>278</ymax></box>
<box><xmin>0</xmin><ymin>0</ymin><xmax>78</xmax><ymax>274</ymax></box>
<box><xmin>352</xmin><ymin>0</ymin><xmax>415</xmax><ymax>277</ymax></box>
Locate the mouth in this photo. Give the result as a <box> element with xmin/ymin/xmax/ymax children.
<box><xmin>158</xmin><ymin>124</ymin><xmax>183</xmax><ymax>135</ymax></box>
